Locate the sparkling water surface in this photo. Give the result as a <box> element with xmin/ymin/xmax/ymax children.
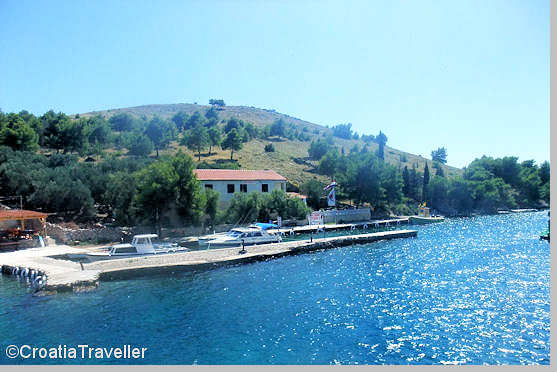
<box><xmin>0</xmin><ymin>212</ymin><xmax>550</xmax><ymax>364</ymax></box>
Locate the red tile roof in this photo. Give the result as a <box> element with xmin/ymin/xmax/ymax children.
<box><xmin>193</xmin><ymin>169</ymin><xmax>287</xmax><ymax>181</ymax></box>
<box><xmin>0</xmin><ymin>209</ymin><xmax>49</xmax><ymax>221</ymax></box>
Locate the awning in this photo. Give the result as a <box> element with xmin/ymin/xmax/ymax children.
<box><xmin>0</xmin><ymin>209</ymin><xmax>48</xmax><ymax>222</ymax></box>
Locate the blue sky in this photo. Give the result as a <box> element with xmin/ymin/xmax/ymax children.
<box><xmin>0</xmin><ymin>0</ymin><xmax>549</xmax><ymax>168</ymax></box>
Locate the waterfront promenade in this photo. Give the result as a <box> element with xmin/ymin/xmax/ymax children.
<box><xmin>0</xmin><ymin>229</ymin><xmax>417</xmax><ymax>295</ymax></box>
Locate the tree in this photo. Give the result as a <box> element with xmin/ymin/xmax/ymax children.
<box><xmin>433</xmin><ymin>161</ymin><xmax>445</xmax><ymax>177</ymax></box>
<box><xmin>300</xmin><ymin>179</ymin><xmax>324</xmax><ymax>210</ymax></box>
<box><xmin>109</xmin><ymin>113</ymin><xmax>137</xmax><ymax>132</ymax></box>
<box><xmin>224</xmin><ymin>117</ymin><xmax>243</xmax><ymax>133</ymax></box>
<box><xmin>381</xmin><ymin>165</ymin><xmax>403</xmax><ymax>205</ymax></box>
<box><xmin>204</xmin><ymin>188</ymin><xmax>220</xmax><ymax>227</ymax></box>
<box><xmin>308</xmin><ymin>139</ymin><xmax>330</xmax><ymax>160</ymax></box>
<box><xmin>376</xmin><ymin>131</ymin><xmax>387</xmax><ymax>160</ymax></box>
<box><xmin>183</xmin><ymin>111</ymin><xmax>206</xmax><ymax>132</ymax></box>
<box><xmin>332</xmin><ymin>123</ymin><xmax>353</xmax><ymax>139</ymax></box>
<box><xmin>171</xmin><ymin>111</ymin><xmax>190</xmax><ymax>131</ymax></box>
<box><xmin>182</xmin><ymin>124</ymin><xmax>209</xmax><ymax>161</ymax></box>
<box><xmin>171</xmin><ymin>152</ymin><xmax>206</xmax><ymax>224</ymax></box>
<box><xmin>422</xmin><ymin>162</ymin><xmax>430</xmax><ymax>201</ymax></box>
<box><xmin>518</xmin><ymin>161</ymin><xmax>541</xmax><ymax>205</ymax></box>
<box><xmin>41</xmin><ymin>111</ymin><xmax>70</xmax><ymax>152</ymax></box>
<box><xmin>427</xmin><ymin>176</ymin><xmax>449</xmax><ymax>212</ymax></box>
<box><xmin>127</xmin><ymin>133</ymin><xmax>154</xmax><ymax>157</ymax></box>
<box><xmin>104</xmin><ymin>172</ymin><xmax>137</xmax><ymax>225</ymax></box>
<box><xmin>0</xmin><ymin>113</ymin><xmax>39</xmax><ymax>151</ymax></box>
<box><xmin>340</xmin><ymin>153</ymin><xmax>385</xmax><ymax>207</ymax></box>
<box><xmin>408</xmin><ymin>164</ymin><xmax>420</xmax><ymax>200</ymax></box>
<box><xmin>205</xmin><ymin>107</ymin><xmax>219</xmax><ymax>121</ymax></box>
<box><xmin>243</xmin><ymin>122</ymin><xmax>258</xmax><ymax>139</ymax></box>
<box><xmin>84</xmin><ymin>116</ymin><xmax>112</xmax><ymax>146</ymax></box>
<box><xmin>225</xmin><ymin>192</ymin><xmax>262</xmax><ymax>223</ymax></box>
<box><xmin>221</xmin><ymin>128</ymin><xmax>243</xmax><ymax>160</ymax></box>
<box><xmin>60</xmin><ymin>119</ymin><xmax>88</xmax><ymax>154</ymax></box>
<box><xmin>270</xmin><ymin>118</ymin><xmax>287</xmax><ymax>138</ymax></box>
<box><xmin>361</xmin><ymin>134</ymin><xmax>375</xmax><ymax>143</ymax></box>
<box><xmin>539</xmin><ymin>161</ymin><xmax>550</xmax><ymax>185</ymax></box>
<box><xmin>402</xmin><ymin>166</ymin><xmax>410</xmax><ymax>197</ymax></box>
<box><xmin>318</xmin><ymin>149</ymin><xmax>341</xmax><ymax>178</ymax></box>
<box><xmin>431</xmin><ymin>147</ymin><xmax>448</xmax><ymax>164</ymax></box>
<box><xmin>209</xmin><ymin>99</ymin><xmax>226</xmax><ymax>107</ymax></box>
<box><xmin>144</xmin><ymin>116</ymin><xmax>177</xmax><ymax>157</ymax></box>
<box><xmin>447</xmin><ymin>178</ymin><xmax>475</xmax><ymax>215</ymax></box>
<box><xmin>207</xmin><ymin>126</ymin><xmax>222</xmax><ymax>155</ymax></box>
<box><xmin>17</xmin><ymin>110</ymin><xmax>42</xmax><ymax>143</ymax></box>
<box><xmin>264</xmin><ymin>143</ymin><xmax>275</xmax><ymax>152</ymax></box>
<box><xmin>134</xmin><ymin>160</ymin><xmax>178</xmax><ymax>235</ymax></box>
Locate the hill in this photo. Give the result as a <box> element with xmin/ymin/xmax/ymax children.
<box><xmin>81</xmin><ymin>103</ymin><xmax>462</xmax><ymax>187</ymax></box>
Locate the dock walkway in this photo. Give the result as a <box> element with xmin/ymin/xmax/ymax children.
<box><xmin>271</xmin><ymin>218</ymin><xmax>409</xmax><ymax>235</ymax></box>
<box><xmin>1</xmin><ymin>229</ymin><xmax>417</xmax><ymax>295</ymax></box>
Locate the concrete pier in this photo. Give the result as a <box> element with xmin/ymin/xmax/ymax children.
<box><xmin>1</xmin><ymin>229</ymin><xmax>417</xmax><ymax>295</ymax></box>
<box><xmin>271</xmin><ymin>218</ymin><xmax>410</xmax><ymax>235</ymax></box>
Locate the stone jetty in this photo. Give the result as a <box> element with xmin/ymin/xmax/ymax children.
<box><xmin>1</xmin><ymin>229</ymin><xmax>417</xmax><ymax>295</ymax></box>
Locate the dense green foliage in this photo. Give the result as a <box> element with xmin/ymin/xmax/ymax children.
<box><xmin>222</xmin><ymin>128</ymin><xmax>243</xmax><ymax>160</ymax></box>
<box><xmin>0</xmin><ymin>108</ymin><xmax>550</xmax><ymax>225</ymax></box>
<box><xmin>376</xmin><ymin>131</ymin><xmax>387</xmax><ymax>160</ymax></box>
<box><xmin>332</xmin><ymin>123</ymin><xmax>353</xmax><ymax>139</ymax></box>
<box><xmin>431</xmin><ymin>147</ymin><xmax>448</xmax><ymax>164</ymax></box>
<box><xmin>308</xmin><ymin>139</ymin><xmax>331</xmax><ymax>160</ymax></box>
<box><xmin>209</xmin><ymin>99</ymin><xmax>226</xmax><ymax>107</ymax></box>
<box><xmin>225</xmin><ymin>190</ymin><xmax>310</xmax><ymax>224</ymax></box>
<box><xmin>300</xmin><ymin>179</ymin><xmax>325</xmax><ymax>210</ymax></box>
<box><xmin>0</xmin><ymin>112</ymin><xmax>39</xmax><ymax>151</ymax></box>
<box><xmin>308</xmin><ymin>142</ymin><xmax>549</xmax><ymax>215</ymax></box>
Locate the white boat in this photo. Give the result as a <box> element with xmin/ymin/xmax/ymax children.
<box><xmin>69</xmin><ymin>234</ymin><xmax>185</xmax><ymax>261</ymax></box>
<box><xmin>200</xmin><ymin>223</ymin><xmax>282</xmax><ymax>248</ymax></box>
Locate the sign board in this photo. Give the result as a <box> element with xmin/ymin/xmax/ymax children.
<box><xmin>277</xmin><ymin>216</ymin><xmax>282</xmax><ymax>227</ymax></box>
<box><xmin>308</xmin><ymin>211</ymin><xmax>323</xmax><ymax>225</ymax></box>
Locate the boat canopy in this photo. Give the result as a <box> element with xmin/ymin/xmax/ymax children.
<box><xmin>251</xmin><ymin>223</ymin><xmax>278</xmax><ymax>230</ymax></box>
<box><xmin>134</xmin><ymin>234</ymin><xmax>159</xmax><ymax>239</ymax></box>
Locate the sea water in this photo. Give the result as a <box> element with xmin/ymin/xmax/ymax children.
<box><xmin>0</xmin><ymin>212</ymin><xmax>550</xmax><ymax>364</ymax></box>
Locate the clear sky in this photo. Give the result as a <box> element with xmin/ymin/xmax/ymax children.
<box><xmin>0</xmin><ymin>0</ymin><xmax>549</xmax><ymax>168</ymax></box>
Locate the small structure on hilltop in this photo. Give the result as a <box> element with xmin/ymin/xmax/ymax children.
<box><xmin>193</xmin><ymin>169</ymin><xmax>287</xmax><ymax>205</ymax></box>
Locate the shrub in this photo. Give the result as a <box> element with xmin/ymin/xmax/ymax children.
<box><xmin>264</xmin><ymin>143</ymin><xmax>275</xmax><ymax>152</ymax></box>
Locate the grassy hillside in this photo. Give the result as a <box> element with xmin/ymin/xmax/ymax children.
<box><xmin>82</xmin><ymin>103</ymin><xmax>463</xmax><ymax>186</ymax></box>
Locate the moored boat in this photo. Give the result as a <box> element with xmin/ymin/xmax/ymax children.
<box><xmin>68</xmin><ymin>234</ymin><xmax>185</xmax><ymax>262</ymax></box>
<box><xmin>200</xmin><ymin>223</ymin><xmax>282</xmax><ymax>248</ymax></box>
<box><xmin>409</xmin><ymin>215</ymin><xmax>445</xmax><ymax>224</ymax></box>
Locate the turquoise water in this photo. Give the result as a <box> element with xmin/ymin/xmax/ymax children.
<box><xmin>0</xmin><ymin>212</ymin><xmax>550</xmax><ymax>365</ymax></box>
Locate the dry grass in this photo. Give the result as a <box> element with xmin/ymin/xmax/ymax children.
<box><xmin>82</xmin><ymin>103</ymin><xmax>463</xmax><ymax>182</ymax></box>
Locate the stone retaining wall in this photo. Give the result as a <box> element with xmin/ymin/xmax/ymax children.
<box><xmin>45</xmin><ymin>222</ymin><xmax>248</xmax><ymax>245</ymax></box>
<box><xmin>321</xmin><ymin>208</ymin><xmax>372</xmax><ymax>224</ymax></box>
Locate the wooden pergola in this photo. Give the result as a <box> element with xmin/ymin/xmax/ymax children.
<box><xmin>0</xmin><ymin>209</ymin><xmax>48</xmax><ymax>237</ymax></box>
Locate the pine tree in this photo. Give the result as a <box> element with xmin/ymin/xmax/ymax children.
<box><xmin>422</xmin><ymin>162</ymin><xmax>430</xmax><ymax>201</ymax></box>
<box><xmin>402</xmin><ymin>166</ymin><xmax>410</xmax><ymax>196</ymax></box>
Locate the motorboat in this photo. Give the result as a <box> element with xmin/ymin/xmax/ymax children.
<box><xmin>68</xmin><ymin>234</ymin><xmax>185</xmax><ymax>262</ymax></box>
<box><xmin>199</xmin><ymin>223</ymin><xmax>282</xmax><ymax>248</ymax></box>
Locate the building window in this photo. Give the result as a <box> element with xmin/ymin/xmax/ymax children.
<box><xmin>240</xmin><ymin>184</ymin><xmax>248</xmax><ymax>193</ymax></box>
<box><xmin>227</xmin><ymin>184</ymin><xmax>235</xmax><ymax>193</ymax></box>
<box><xmin>262</xmin><ymin>184</ymin><xmax>269</xmax><ymax>193</ymax></box>
<box><xmin>205</xmin><ymin>184</ymin><xmax>213</xmax><ymax>190</ymax></box>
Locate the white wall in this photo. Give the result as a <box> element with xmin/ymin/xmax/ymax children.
<box><xmin>200</xmin><ymin>180</ymin><xmax>286</xmax><ymax>204</ymax></box>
